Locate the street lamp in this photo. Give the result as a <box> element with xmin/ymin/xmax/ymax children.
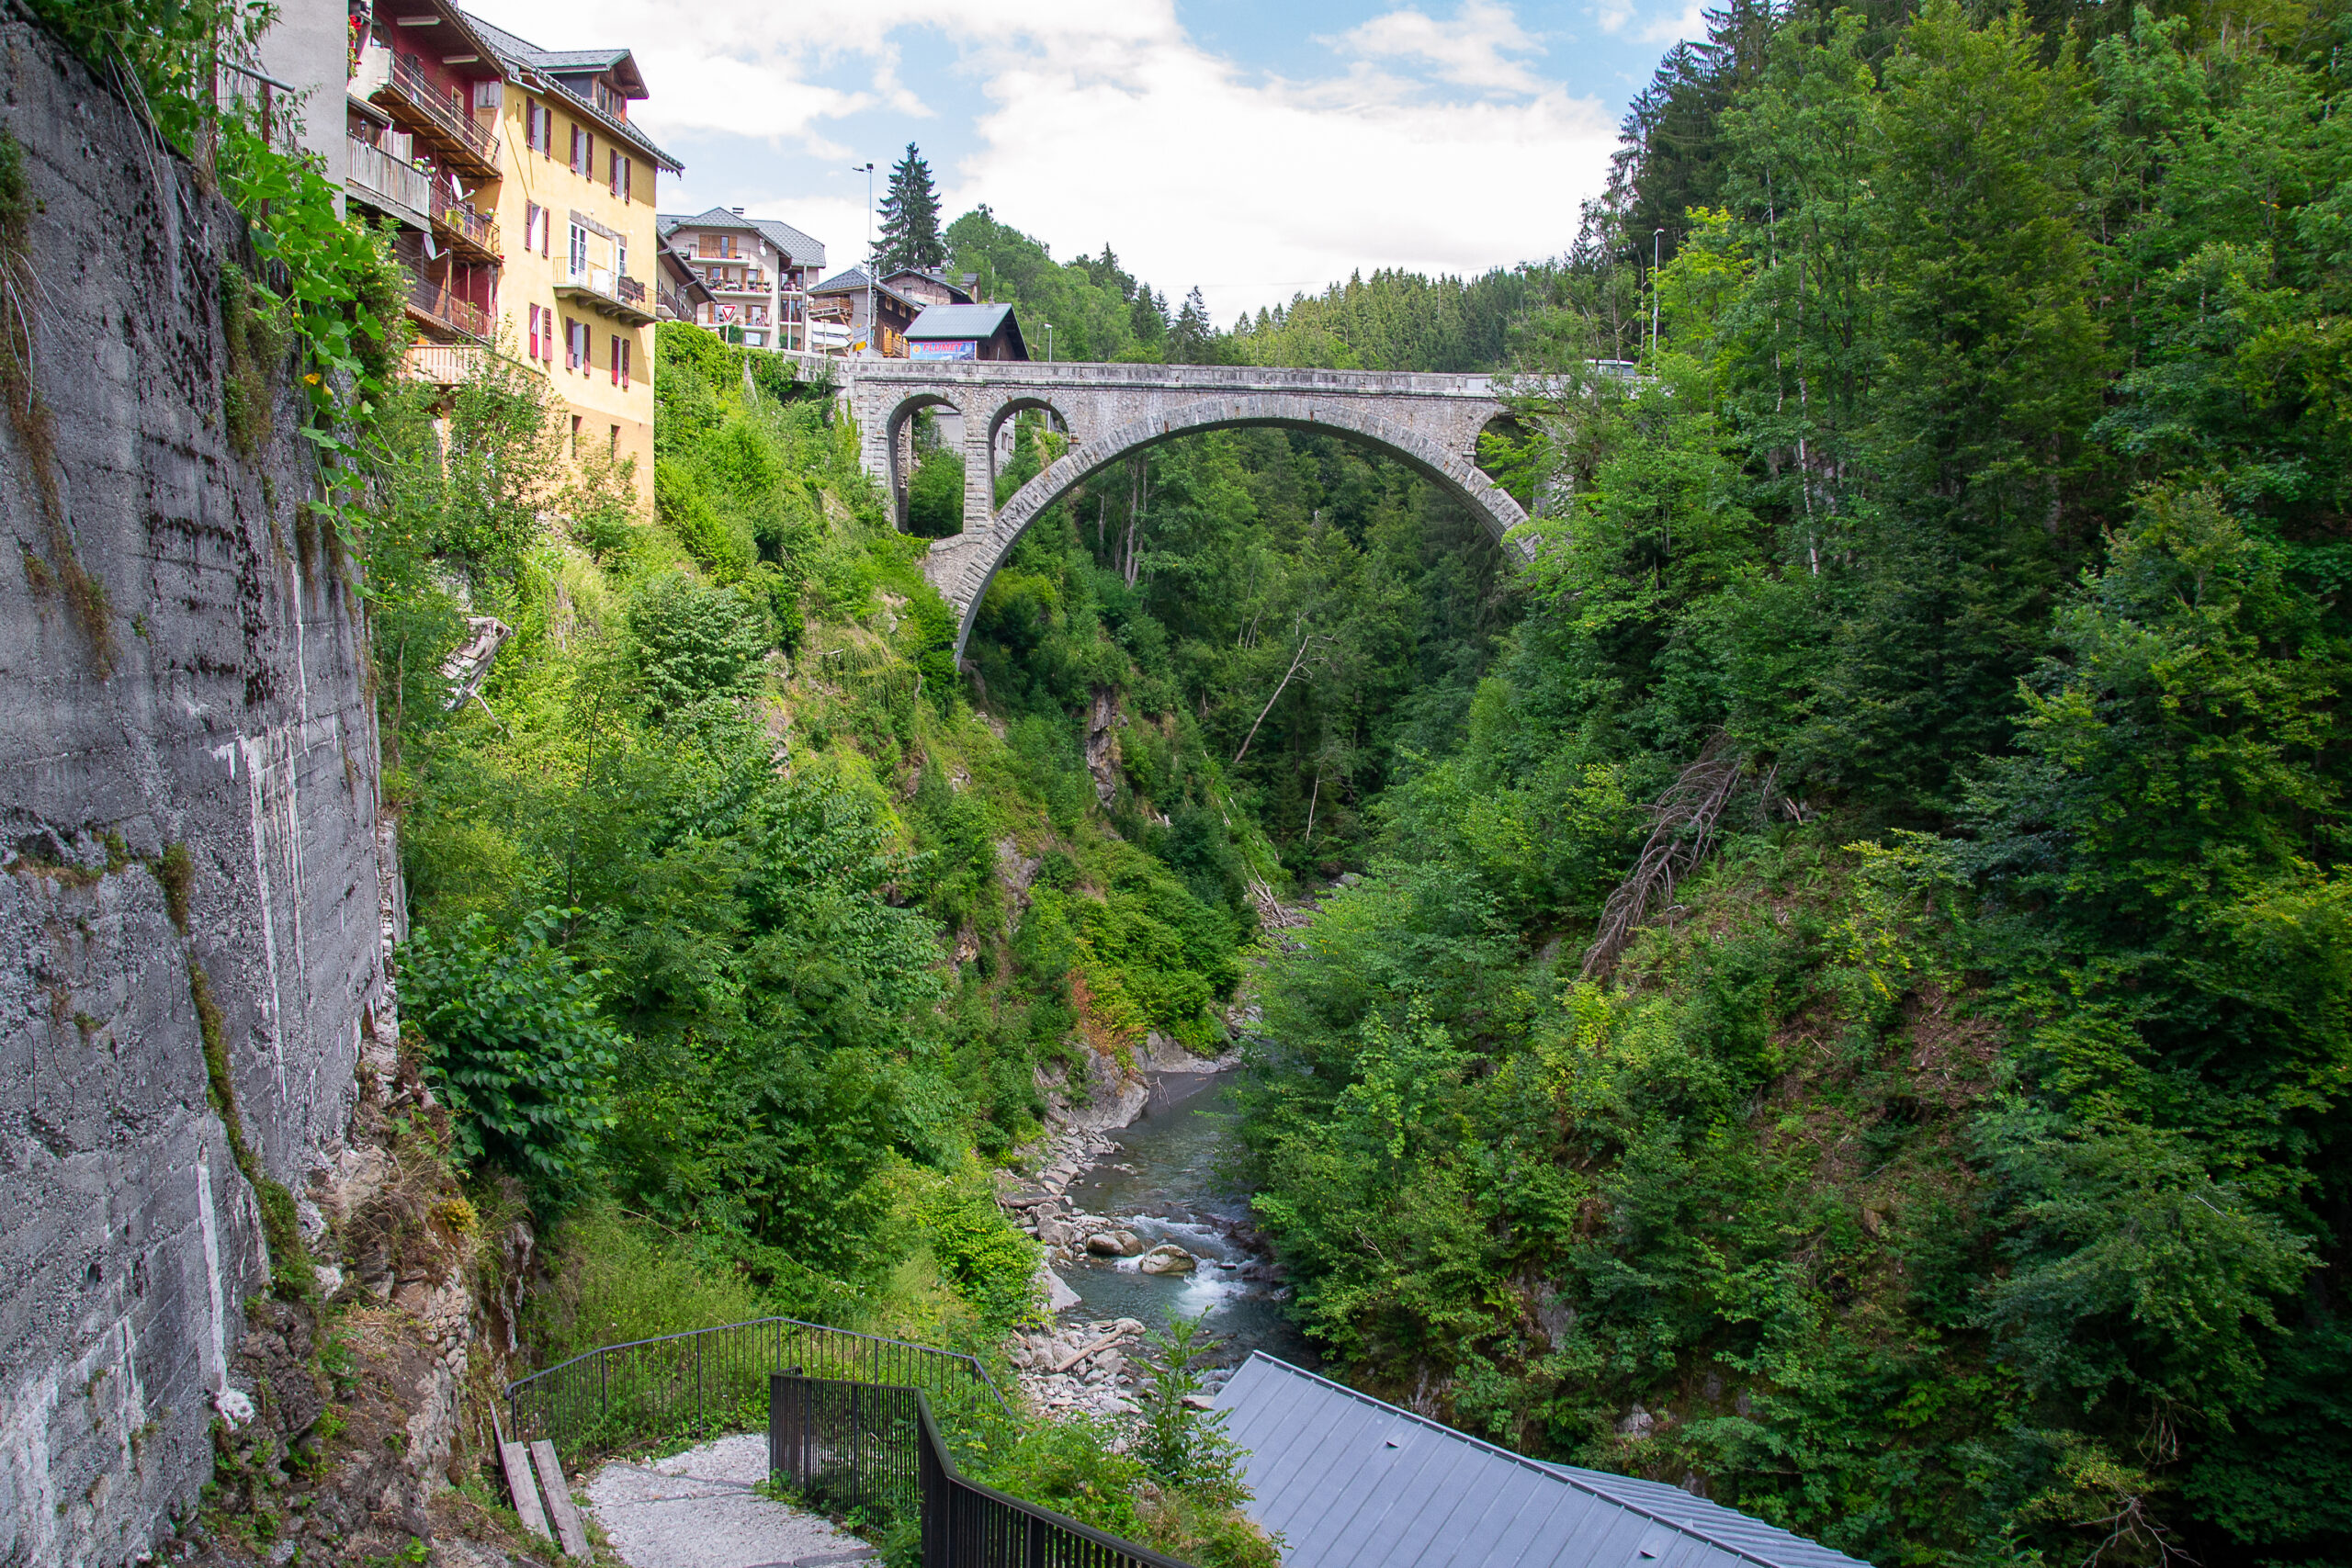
<box><xmin>1042</xmin><ymin>321</ymin><xmax>1053</xmax><ymax>364</ymax></box>
<box><xmin>853</xmin><ymin>161</ymin><xmax>875</xmax><ymax>355</ymax></box>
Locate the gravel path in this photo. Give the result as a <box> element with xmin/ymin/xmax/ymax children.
<box><xmin>583</xmin><ymin>1433</ymin><xmax>878</xmax><ymax>1568</ymax></box>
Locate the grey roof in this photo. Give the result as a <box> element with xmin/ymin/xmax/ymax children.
<box><xmin>905</xmin><ymin>302</ymin><xmax>1016</xmax><ymax>339</ymax></box>
<box><xmin>657</xmin><ymin>209</ymin><xmax>826</xmax><ymax>269</ymax></box>
<box><xmin>460</xmin><ymin>11</ymin><xmax>682</xmax><ymax>171</ymax></box>
<box><xmin>1214</xmin><ymin>1355</ymin><xmax>1872</xmax><ymax>1568</ymax></box>
<box><xmin>808</xmin><ymin>267</ymin><xmax>922</xmax><ymax>311</ymax></box>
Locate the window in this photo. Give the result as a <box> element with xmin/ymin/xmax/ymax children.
<box><xmin>472</xmin><ymin>80</ymin><xmax>501</xmax><ymax>112</ymax></box>
<box><xmin>615</xmin><ymin>242</ymin><xmax>627</xmax><ymax>280</ymax></box>
<box><xmin>609</xmin><ymin>424</ymin><xmax>620</xmax><ymax>458</ymax></box>
<box><xmin>527</xmin><ymin>102</ymin><xmax>551</xmax><ymax>154</ymax></box>
<box><xmin>621</xmin><ymin>156</ymin><xmax>632</xmax><ymax>201</ymax></box>
<box><xmin>524</xmin><ymin>201</ymin><xmax>540</xmax><ymax>254</ymax></box>
<box><xmin>610</xmin><ymin>333</ymin><xmax>620</xmax><ymax>386</ymax></box>
<box><xmin>527</xmin><ymin>303</ymin><xmax>540</xmax><ymax>360</ymax></box>
<box><xmin>609</xmin><ymin>150</ymin><xmax>632</xmax><ymax>198</ymax></box>
<box><xmin>564</xmin><ymin>316</ymin><xmax>583</xmax><ymax>371</ymax></box>
<box><xmin>569</xmin><ymin>124</ymin><xmax>585</xmax><ymax>174</ymax></box>
<box><xmin>570</xmin><ymin>413</ymin><xmax>581</xmax><ymax>456</ymax></box>
<box><xmin>569</xmin><ymin>224</ymin><xmax>588</xmax><ymax>278</ymax></box>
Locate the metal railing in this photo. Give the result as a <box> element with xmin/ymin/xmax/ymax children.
<box><xmin>404</xmin><ymin>268</ymin><xmax>488</xmax><ymax>338</ymax></box>
<box><xmin>772</xmin><ymin>1373</ymin><xmax>1194</xmax><ymax>1568</ymax></box>
<box><xmin>504</xmin><ymin>1315</ymin><xmax>1011</xmax><ymax>1463</ymax></box>
<box><xmin>386</xmin><ymin>53</ymin><xmax>499</xmax><ymax>170</ymax></box>
<box><xmin>616</xmin><ymin>274</ymin><xmax>648</xmax><ymax>306</ymax></box>
<box><xmin>429</xmin><ymin>185</ymin><xmax>501</xmax><ymax>255</ymax></box>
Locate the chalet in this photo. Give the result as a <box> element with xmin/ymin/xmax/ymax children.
<box><xmin>904</xmin><ymin>302</ymin><xmax>1028</xmax><ymax>362</ymax></box>
<box><xmin>807</xmin><ymin>266</ymin><xmax>923</xmax><ymax>357</ymax></box>
<box><xmin>879</xmin><ymin>267</ymin><xmax>972</xmax><ymax>310</ymax></box>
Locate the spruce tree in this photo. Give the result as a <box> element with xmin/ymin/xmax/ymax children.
<box><xmin>1171</xmin><ymin>287</ymin><xmax>1211</xmax><ymax>363</ymax></box>
<box><xmin>876</xmin><ymin>142</ymin><xmax>945</xmax><ymax>274</ymax></box>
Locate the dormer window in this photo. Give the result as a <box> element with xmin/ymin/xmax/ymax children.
<box><xmin>594</xmin><ymin>78</ymin><xmax>627</xmax><ymax>119</ymax></box>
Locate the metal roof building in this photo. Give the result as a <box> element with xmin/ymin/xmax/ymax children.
<box><xmin>1214</xmin><ymin>1355</ymin><xmax>1871</xmax><ymax>1568</ymax></box>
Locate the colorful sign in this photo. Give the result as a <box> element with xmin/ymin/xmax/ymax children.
<box><xmin>910</xmin><ymin>339</ymin><xmax>978</xmax><ymax>360</ymax></box>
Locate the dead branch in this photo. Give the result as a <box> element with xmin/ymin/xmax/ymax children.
<box><xmin>1232</xmin><ymin>616</ymin><xmax>1332</xmax><ymax>766</ymax></box>
<box><xmin>1581</xmin><ymin>734</ymin><xmax>1749</xmax><ymax>978</ymax></box>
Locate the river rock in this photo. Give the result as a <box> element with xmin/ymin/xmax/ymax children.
<box><xmin>1138</xmin><ymin>1245</ymin><xmax>1195</xmax><ymax>1275</ymax></box>
<box><xmin>1086</xmin><ymin>1232</ymin><xmax>1123</xmax><ymax>1256</ymax></box>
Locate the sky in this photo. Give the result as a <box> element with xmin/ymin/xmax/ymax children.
<box><xmin>460</xmin><ymin>0</ymin><xmax>1704</xmax><ymax>322</ymax></box>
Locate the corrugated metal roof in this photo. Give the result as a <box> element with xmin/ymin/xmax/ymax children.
<box><xmin>1214</xmin><ymin>1355</ymin><xmax>1873</xmax><ymax>1568</ymax></box>
<box><xmin>905</xmin><ymin>303</ymin><xmax>1015</xmax><ymax>339</ymax></box>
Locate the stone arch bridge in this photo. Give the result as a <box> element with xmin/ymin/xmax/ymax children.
<box><xmin>838</xmin><ymin>360</ymin><xmax>1532</xmax><ymax>660</ymax></box>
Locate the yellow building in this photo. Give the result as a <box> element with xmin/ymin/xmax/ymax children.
<box><xmin>464</xmin><ymin>13</ymin><xmax>677</xmax><ymax>503</ymax></box>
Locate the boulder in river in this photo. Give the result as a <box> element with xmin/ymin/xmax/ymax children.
<box><xmin>1084</xmin><ymin>1229</ymin><xmax>1145</xmax><ymax>1257</ymax></box>
<box><xmin>1138</xmin><ymin>1244</ymin><xmax>1195</xmax><ymax>1275</ymax></box>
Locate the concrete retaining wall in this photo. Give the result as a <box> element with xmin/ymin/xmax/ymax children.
<box><xmin>0</xmin><ymin>18</ymin><xmax>388</xmax><ymax>1565</ymax></box>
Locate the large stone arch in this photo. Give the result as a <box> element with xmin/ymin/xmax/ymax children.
<box><xmin>924</xmin><ymin>393</ymin><xmax>1532</xmax><ymax>660</ymax></box>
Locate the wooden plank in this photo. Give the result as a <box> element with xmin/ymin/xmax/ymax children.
<box><xmin>530</xmin><ymin>1438</ymin><xmax>590</xmax><ymax>1559</ymax></box>
<box><xmin>500</xmin><ymin>1441</ymin><xmax>552</xmax><ymax>1542</ymax></box>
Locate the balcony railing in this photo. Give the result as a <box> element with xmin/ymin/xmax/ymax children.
<box><xmin>705</xmin><ymin>270</ymin><xmax>769</xmax><ymax>294</ymax></box>
<box><xmin>345</xmin><ymin>135</ymin><xmax>432</xmax><ymax>226</ymax></box>
<box><xmin>405</xmin><ymin>268</ymin><xmax>488</xmax><ymax>339</ymax></box>
<box><xmin>383</xmin><ymin>53</ymin><xmax>499</xmax><ymax>176</ymax></box>
<box><xmin>403</xmin><ymin>342</ymin><xmax>487</xmax><ymax>384</ymax></box>
<box><xmin>429</xmin><ymin>184</ymin><xmax>500</xmax><ymax>258</ymax></box>
<box><xmin>554</xmin><ymin>265</ymin><xmax>655</xmax><ymax>326</ymax></box>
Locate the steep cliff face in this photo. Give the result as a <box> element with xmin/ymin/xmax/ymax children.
<box><xmin>0</xmin><ymin>20</ymin><xmax>388</xmax><ymax>1566</ymax></box>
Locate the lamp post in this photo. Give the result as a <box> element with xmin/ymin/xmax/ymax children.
<box><xmin>1651</xmin><ymin>228</ymin><xmax>1663</xmax><ymax>361</ymax></box>
<box><xmin>854</xmin><ymin>161</ymin><xmax>875</xmax><ymax>355</ymax></box>
<box><xmin>1042</xmin><ymin>321</ymin><xmax>1053</xmax><ymax>364</ymax></box>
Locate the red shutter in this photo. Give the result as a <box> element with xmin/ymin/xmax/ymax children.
<box><xmin>564</xmin><ymin>319</ymin><xmax>575</xmax><ymax>370</ymax></box>
<box><xmin>623</xmin><ymin>158</ymin><xmax>632</xmax><ymax>201</ymax></box>
<box><xmin>621</xmin><ymin>339</ymin><xmax>631</xmax><ymax>389</ymax></box>
<box><xmin>527</xmin><ymin>304</ymin><xmax>539</xmax><ymax>360</ymax></box>
<box><xmin>609</xmin><ymin>335</ymin><xmax>619</xmax><ymax>386</ymax></box>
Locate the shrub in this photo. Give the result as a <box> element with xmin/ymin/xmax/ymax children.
<box><xmin>403</xmin><ymin>907</ymin><xmax>623</xmax><ymax>1196</ymax></box>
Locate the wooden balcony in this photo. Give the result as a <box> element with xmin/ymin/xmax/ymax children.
<box><xmin>403</xmin><ymin>342</ymin><xmax>487</xmax><ymax>385</ymax></box>
<box><xmin>429</xmin><ymin>185</ymin><xmax>501</xmax><ymax>263</ymax></box>
<box><xmin>554</xmin><ymin>265</ymin><xmax>655</xmax><ymax>327</ymax></box>
<box><xmin>378</xmin><ymin>54</ymin><xmax>500</xmax><ymax>180</ymax></box>
<box><xmin>346</xmin><ymin>135</ymin><xmax>432</xmax><ymax>229</ymax></box>
<box><xmin>405</xmin><ymin>267</ymin><xmax>489</xmax><ymax>339</ymax></box>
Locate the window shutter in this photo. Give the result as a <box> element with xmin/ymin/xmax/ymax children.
<box><xmin>622</xmin><ymin>158</ymin><xmax>632</xmax><ymax>201</ymax></box>
<box><xmin>564</xmin><ymin>319</ymin><xmax>576</xmax><ymax>370</ymax></box>
<box><xmin>609</xmin><ymin>335</ymin><xmax>619</xmax><ymax>386</ymax></box>
<box><xmin>527</xmin><ymin>304</ymin><xmax>539</xmax><ymax>360</ymax></box>
<box><xmin>622</xmin><ymin>338</ymin><xmax>631</xmax><ymax>389</ymax></box>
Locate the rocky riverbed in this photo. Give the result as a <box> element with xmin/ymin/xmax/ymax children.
<box><xmin>996</xmin><ymin>1055</ymin><xmax>1312</xmax><ymax>1414</ymax></box>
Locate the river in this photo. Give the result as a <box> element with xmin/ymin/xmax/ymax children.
<box><xmin>1053</xmin><ymin>1070</ymin><xmax>1317</xmax><ymax>1371</ymax></box>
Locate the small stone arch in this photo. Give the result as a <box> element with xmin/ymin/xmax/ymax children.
<box><xmin>882</xmin><ymin>391</ymin><xmax>961</xmax><ymax>529</ymax></box>
<box><xmin>927</xmin><ymin>393</ymin><xmax>1532</xmax><ymax>660</ymax></box>
<box><xmin>982</xmin><ymin>396</ymin><xmax>1075</xmax><ymax>511</ymax></box>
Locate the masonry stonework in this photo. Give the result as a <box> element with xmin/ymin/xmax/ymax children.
<box><xmin>0</xmin><ymin>20</ymin><xmax>390</xmax><ymax>1565</ymax></box>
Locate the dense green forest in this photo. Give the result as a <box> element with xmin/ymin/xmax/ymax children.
<box><xmin>1221</xmin><ymin>1</ymin><xmax>2352</xmax><ymax>1564</ymax></box>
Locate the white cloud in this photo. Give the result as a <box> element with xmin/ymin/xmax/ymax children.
<box><xmin>460</xmin><ymin>0</ymin><xmax>1616</xmax><ymax>316</ymax></box>
<box><xmin>1336</xmin><ymin>1</ymin><xmax>1545</xmax><ymax>95</ymax></box>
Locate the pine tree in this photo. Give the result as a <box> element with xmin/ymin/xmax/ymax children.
<box><xmin>876</xmin><ymin>142</ymin><xmax>945</xmax><ymax>274</ymax></box>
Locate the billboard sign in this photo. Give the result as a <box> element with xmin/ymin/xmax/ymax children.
<box><xmin>910</xmin><ymin>339</ymin><xmax>978</xmax><ymax>361</ymax></box>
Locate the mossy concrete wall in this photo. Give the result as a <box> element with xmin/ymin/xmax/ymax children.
<box><xmin>0</xmin><ymin>18</ymin><xmax>390</xmax><ymax>1565</ymax></box>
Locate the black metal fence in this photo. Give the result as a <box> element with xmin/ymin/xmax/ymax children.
<box><xmin>503</xmin><ymin>1316</ymin><xmax>1011</xmax><ymax>1463</ymax></box>
<box><xmin>771</xmin><ymin>1373</ymin><xmax>1196</xmax><ymax>1568</ymax></box>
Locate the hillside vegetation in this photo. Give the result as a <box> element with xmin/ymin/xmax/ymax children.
<box><xmin>1220</xmin><ymin>3</ymin><xmax>2352</xmax><ymax>1565</ymax></box>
